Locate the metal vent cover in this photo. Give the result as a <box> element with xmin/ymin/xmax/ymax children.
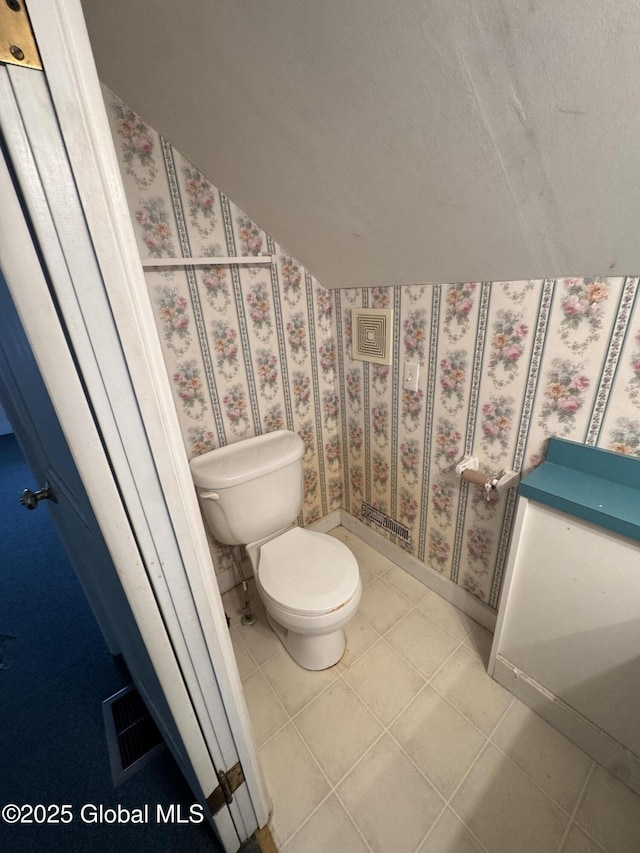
<box><xmin>102</xmin><ymin>684</ymin><xmax>165</xmax><ymax>786</ymax></box>
<box><xmin>352</xmin><ymin>309</ymin><xmax>393</xmax><ymax>365</ymax></box>
<box><xmin>362</xmin><ymin>502</ymin><xmax>411</xmax><ymax>544</ymax></box>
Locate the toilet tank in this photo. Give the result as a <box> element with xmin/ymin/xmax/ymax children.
<box><xmin>189</xmin><ymin>430</ymin><xmax>305</xmax><ymax>545</ymax></box>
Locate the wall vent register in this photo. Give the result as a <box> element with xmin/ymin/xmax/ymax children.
<box><xmin>352</xmin><ymin>308</ymin><xmax>393</xmax><ymax>365</ymax></box>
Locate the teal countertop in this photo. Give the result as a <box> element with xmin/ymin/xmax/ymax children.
<box><xmin>519</xmin><ymin>438</ymin><xmax>640</xmax><ymax>543</ymax></box>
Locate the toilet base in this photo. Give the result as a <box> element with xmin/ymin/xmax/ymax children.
<box><xmin>266</xmin><ymin>612</ymin><xmax>345</xmax><ymax>670</ymax></box>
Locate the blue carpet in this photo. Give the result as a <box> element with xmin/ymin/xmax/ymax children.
<box><xmin>0</xmin><ymin>434</ymin><xmax>224</xmax><ymax>852</ymax></box>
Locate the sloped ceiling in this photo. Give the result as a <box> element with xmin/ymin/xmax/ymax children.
<box><xmin>81</xmin><ymin>0</ymin><xmax>640</xmax><ymax>288</ymax></box>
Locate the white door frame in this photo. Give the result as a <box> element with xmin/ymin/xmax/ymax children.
<box><xmin>1</xmin><ymin>0</ymin><xmax>270</xmax><ymax>844</ymax></box>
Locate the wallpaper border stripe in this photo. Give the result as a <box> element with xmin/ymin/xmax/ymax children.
<box><xmin>267</xmin><ymin>237</ymin><xmax>294</xmax><ymax>431</ymax></box>
<box><xmin>219</xmin><ymin>193</ymin><xmax>262</xmax><ymax>437</ymax></box>
<box><xmin>418</xmin><ymin>284</ymin><xmax>440</xmax><ymax>563</ymax></box>
<box><xmin>451</xmin><ymin>282</ymin><xmax>491</xmax><ymax>584</ymax></box>
<box><xmin>305</xmin><ymin>271</ymin><xmax>328</xmax><ymax>517</ymax></box>
<box><xmin>585</xmin><ymin>276</ymin><xmax>639</xmax><ymax>445</ymax></box>
<box><xmin>160</xmin><ymin>138</ymin><xmax>226</xmax><ymax>445</ymax></box>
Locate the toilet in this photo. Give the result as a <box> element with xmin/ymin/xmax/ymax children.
<box><xmin>189</xmin><ymin>430</ymin><xmax>361</xmax><ymax>670</ymax></box>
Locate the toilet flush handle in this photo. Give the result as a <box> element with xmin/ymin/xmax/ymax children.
<box><xmin>200</xmin><ymin>490</ymin><xmax>220</xmax><ymax>500</ymax></box>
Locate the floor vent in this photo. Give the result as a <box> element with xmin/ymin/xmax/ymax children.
<box><xmin>102</xmin><ymin>684</ymin><xmax>165</xmax><ymax>786</ymax></box>
<box><xmin>361</xmin><ymin>502</ymin><xmax>411</xmax><ymax>544</ymax></box>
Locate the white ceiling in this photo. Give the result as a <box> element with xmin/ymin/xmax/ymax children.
<box><xmin>81</xmin><ymin>0</ymin><xmax>640</xmax><ymax>289</ymax></box>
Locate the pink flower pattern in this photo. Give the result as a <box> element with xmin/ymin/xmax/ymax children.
<box><xmin>539</xmin><ymin>359</ymin><xmax>590</xmax><ymax>433</ymax></box>
<box><xmin>173</xmin><ymin>360</ymin><xmax>206</xmax><ymax>419</ymax></box>
<box><xmin>183</xmin><ymin>166</ymin><xmax>217</xmax><ymax>236</ymax></box>
<box><xmin>488</xmin><ymin>310</ymin><xmax>528</xmax><ymax>385</ymax></box>
<box><xmin>403</xmin><ymin>309</ymin><xmax>427</xmax><ymax>361</ymax></box>
<box><xmin>434</xmin><ymin>419</ymin><xmax>462</xmax><ymax>469</ymax></box>
<box><xmin>608</xmin><ymin>418</ymin><xmax>640</xmax><ymax>457</ymax></box>
<box><xmin>157</xmin><ymin>286</ymin><xmax>190</xmax><ymax>354</ymax></box>
<box><xmin>481</xmin><ymin>396</ymin><xmax>515</xmax><ymax>459</ymax></box>
<box><xmin>136</xmin><ymin>199</ymin><xmax>174</xmax><ymax>257</ymax></box>
<box><xmin>559</xmin><ymin>278</ymin><xmax>609</xmax><ymax>352</ymax></box>
<box><xmin>111</xmin><ymin>97</ymin><xmax>158</xmax><ymax>187</ymax></box>
<box><xmin>444</xmin><ymin>283</ymin><xmax>477</xmax><ymax>339</ymax></box>
<box><xmin>255</xmin><ymin>349</ymin><xmax>278</xmax><ymax>399</ymax></box>
<box><xmin>428</xmin><ymin>531</ymin><xmax>450</xmax><ymax>571</ymax></box>
<box><xmin>439</xmin><ymin>350</ymin><xmax>467</xmax><ymax>413</ymax></box>
<box><xmin>281</xmin><ymin>257</ymin><xmax>303</xmax><ymax>305</ymax></box>
<box><xmin>626</xmin><ymin>331</ymin><xmax>640</xmax><ymax>404</ymax></box>
<box><xmin>237</xmin><ymin>215</ymin><xmax>263</xmax><ymax>255</ymax></box>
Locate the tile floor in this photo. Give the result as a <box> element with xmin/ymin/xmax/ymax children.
<box><xmin>222</xmin><ymin>527</ymin><xmax>640</xmax><ymax>853</ymax></box>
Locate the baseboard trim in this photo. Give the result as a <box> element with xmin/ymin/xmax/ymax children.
<box><xmin>338</xmin><ymin>510</ymin><xmax>497</xmax><ymax>632</ymax></box>
<box><xmin>492</xmin><ymin>655</ymin><xmax>640</xmax><ymax>797</ymax></box>
<box><xmin>307</xmin><ymin>509</ymin><xmax>342</xmax><ymax>534</ymax></box>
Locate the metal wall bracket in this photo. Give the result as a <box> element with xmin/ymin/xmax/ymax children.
<box><xmin>1</xmin><ymin>0</ymin><xmax>42</xmax><ymax>70</ymax></box>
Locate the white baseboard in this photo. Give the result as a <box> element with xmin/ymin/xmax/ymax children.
<box><xmin>338</xmin><ymin>510</ymin><xmax>497</xmax><ymax>632</ymax></box>
<box><xmin>492</xmin><ymin>655</ymin><xmax>640</xmax><ymax>797</ymax></box>
<box><xmin>308</xmin><ymin>509</ymin><xmax>342</xmax><ymax>534</ymax></box>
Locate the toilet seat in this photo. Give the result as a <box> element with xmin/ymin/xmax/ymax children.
<box><xmin>258</xmin><ymin>527</ymin><xmax>360</xmax><ymax>617</ymax></box>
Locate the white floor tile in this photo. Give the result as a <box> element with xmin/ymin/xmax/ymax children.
<box><xmin>241</xmin><ymin>670</ymin><xmax>288</xmax><ymax>748</ymax></box>
<box><xmin>336</xmin><ymin>613</ymin><xmax>379</xmax><ymax>671</ymax></box>
<box><xmin>258</xmin><ymin>723</ymin><xmax>330</xmax><ymax>845</ymax></box>
<box><xmin>492</xmin><ymin>700</ymin><xmax>592</xmax><ymax>813</ymax></box>
<box><xmin>431</xmin><ymin>645</ymin><xmax>512</xmax><ymax>735</ymax></box>
<box><xmin>295</xmin><ymin>678</ymin><xmax>383</xmax><ymax>784</ymax></box>
<box><xmin>337</xmin><ymin>735</ymin><xmax>444</xmax><ymax>853</ymax></box>
<box><xmin>463</xmin><ymin>623</ymin><xmax>494</xmax><ymax>666</ymax></box>
<box><xmin>418</xmin><ymin>593</ymin><xmax>479</xmax><ymax>639</ymax></box>
<box><xmin>417</xmin><ymin>808</ymin><xmax>487</xmax><ymax>853</ymax></box>
<box><xmin>282</xmin><ymin>795</ymin><xmax>370</xmax><ymax>853</ymax></box>
<box><xmin>391</xmin><ymin>685</ymin><xmax>486</xmax><ymax>797</ymax></box>
<box><xmin>386</xmin><ymin>608</ymin><xmax>460</xmax><ymax>679</ymax></box>
<box><xmin>235</xmin><ymin>530</ymin><xmax>639</xmax><ymax>853</ymax></box>
<box><xmin>343</xmin><ymin>639</ymin><xmax>425</xmax><ymax>726</ymax></box>
<box><xmin>343</xmin><ymin>533</ymin><xmax>395</xmax><ymax>575</ymax></box>
<box><xmin>229</xmin><ymin>627</ymin><xmax>258</xmax><ymax>681</ymax></box>
<box><xmin>358</xmin><ymin>578</ymin><xmax>414</xmax><ymax>634</ymax></box>
<box><xmin>451</xmin><ymin>743</ymin><xmax>568</xmax><ymax>853</ymax></box>
<box><xmin>236</xmin><ymin>609</ymin><xmax>283</xmax><ymax>666</ymax></box>
<box><xmin>261</xmin><ymin>646</ymin><xmax>339</xmax><ymax>716</ymax></box>
<box><xmin>561</xmin><ymin>823</ymin><xmax>606</xmax><ymax>853</ymax></box>
<box><xmin>380</xmin><ymin>563</ymin><xmax>431</xmax><ymax>604</ymax></box>
<box><xmin>575</xmin><ymin>764</ymin><xmax>640</xmax><ymax>853</ymax></box>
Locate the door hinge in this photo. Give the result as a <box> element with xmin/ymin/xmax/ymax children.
<box><xmin>1</xmin><ymin>0</ymin><xmax>42</xmax><ymax>70</ymax></box>
<box><xmin>206</xmin><ymin>762</ymin><xmax>245</xmax><ymax>815</ymax></box>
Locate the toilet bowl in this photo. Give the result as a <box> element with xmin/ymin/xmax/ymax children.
<box><xmin>249</xmin><ymin>526</ymin><xmax>361</xmax><ymax>670</ymax></box>
<box><xmin>189</xmin><ymin>430</ymin><xmax>362</xmax><ymax>670</ymax></box>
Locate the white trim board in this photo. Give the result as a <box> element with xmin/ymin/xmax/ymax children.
<box><xmin>493</xmin><ymin>655</ymin><xmax>640</xmax><ymax>797</ymax></box>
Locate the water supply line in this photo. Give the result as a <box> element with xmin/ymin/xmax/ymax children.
<box><xmin>231</xmin><ymin>545</ymin><xmax>255</xmax><ymax>626</ymax></box>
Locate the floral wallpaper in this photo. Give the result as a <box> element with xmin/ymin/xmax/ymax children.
<box><xmin>104</xmin><ymin>87</ymin><xmax>640</xmax><ymax>610</ymax></box>
<box><xmin>337</xmin><ymin>278</ymin><xmax>640</xmax><ymax>607</ymax></box>
<box><xmin>104</xmin><ymin>88</ymin><xmax>343</xmax><ymax>583</ymax></box>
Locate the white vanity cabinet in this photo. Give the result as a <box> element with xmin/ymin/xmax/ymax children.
<box><xmin>489</xmin><ymin>438</ymin><xmax>640</xmax><ymax>795</ymax></box>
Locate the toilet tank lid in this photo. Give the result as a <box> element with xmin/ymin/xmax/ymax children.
<box><xmin>189</xmin><ymin>430</ymin><xmax>304</xmax><ymax>488</ymax></box>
